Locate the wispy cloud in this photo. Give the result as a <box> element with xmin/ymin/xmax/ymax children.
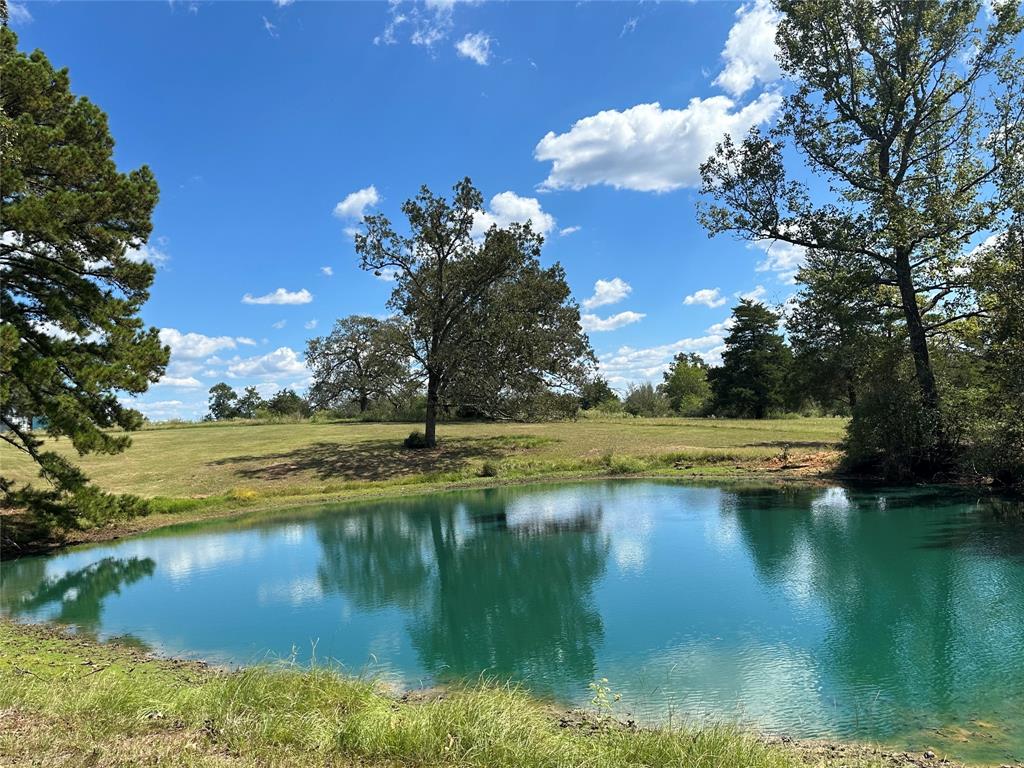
<box><xmin>455</xmin><ymin>31</ymin><xmax>494</xmax><ymax>65</ymax></box>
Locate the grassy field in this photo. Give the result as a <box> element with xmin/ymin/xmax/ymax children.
<box><xmin>0</xmin><ymin>619</ymin><xmax>952</xmax><ymax>768</ymax></box>
<box><xmin>1</xmin><ymin>415</ymin><xmax>846</xmax><ymax>542</ymax></box>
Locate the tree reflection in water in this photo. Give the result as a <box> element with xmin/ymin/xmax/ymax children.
<box><xmin>725</xmin><ymin>486</ymin><xmax>1024</xmax><ymax>743</ymax></box>
<box><xmin>314</xmin><ymin>487</ymin><xmax>609</xmax><ymax>691</ymax></box>
<box><xmin>1</xmin><ymin>556</ymin><xmax>156</xmax><ymax>630</ymax></box>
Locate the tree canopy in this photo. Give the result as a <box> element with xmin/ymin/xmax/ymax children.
<box><xmin>0</xmin><ymin>28</ymin><xmax>168</xmax><ymax>524</ymax></box>
<box><xmin>699</xmin><ymin>0</ymin><xmax>1024</xmax><ymax>470</ymax></box>
<box><xmin>355</xmin><ymin>178</ymin><xmax>593</xmax><ymax>446</ymax></box>
<box><xmin>710</xmin><ymin>301</ymin><xmax>791</xmax><ymax>419</ymax></box>
<box><xmin>305</xmin><ymin>315</ymin><xmax>409</xmax><ymax>414</ymax></box>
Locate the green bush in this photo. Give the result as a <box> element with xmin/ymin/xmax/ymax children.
<box><xmin>403</xmin><ymin>431</ymin><xmax>429</xmax><ymax>449</ymax></box>
<box><xmin>478</xmin><ymin>460</ymin><xmax>499</xmax><ymax>478</ymax></box>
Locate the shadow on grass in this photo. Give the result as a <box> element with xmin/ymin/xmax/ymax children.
<box><xmin>744</xmin><ymin>440</ymin><xmax>837</xmax><ymax>449</ymax></box>
<box><xmin>209</xmin><ymin>437</ymin><xmax>515</xmax><ymax>482</ymax></box>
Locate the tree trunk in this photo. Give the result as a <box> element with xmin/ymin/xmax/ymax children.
<box><xmin>894</xmin><ymin>251</ymin><xmax>941</xmax><ymax>414</ymax></box>
<box><xmin>359</xmin><ymin>392</ymin><xmax>369</xmax><ymax>413</ymax></box>
<box><xmin>424</xmin><ymin>372</ymin><xmax>440</xmax><ymax>448</ymax></box>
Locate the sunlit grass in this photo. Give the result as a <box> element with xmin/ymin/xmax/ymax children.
<box><xmin>0</xmin><ymin>619</ymin><xmax>834</xmax><ymax>768</ymax></box>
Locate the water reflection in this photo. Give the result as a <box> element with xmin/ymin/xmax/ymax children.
<box><xmin>314</xmin><ymin>488</ymin><xmax>609</xmax><ymax>689</ymax></box>
<box><xmin>725</xmin><ymin>486</ymin><xmax>1024</xmax><ymax>754</ymax></box>
<box><xmin>1</xmin><ymin>556</ymin><xmax>156</xmax><ymax>629</ymax></box>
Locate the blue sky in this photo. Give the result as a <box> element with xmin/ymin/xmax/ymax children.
<box><xmin>10</xmin><ymin>0</ymin><xmax>804</xmax><ymax>420</ymax></box>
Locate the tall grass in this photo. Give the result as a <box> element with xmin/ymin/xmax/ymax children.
<box><xmin>0</xmin><ymin>620</ymin><xmax>802</xmax><ymax>768</ymax></box>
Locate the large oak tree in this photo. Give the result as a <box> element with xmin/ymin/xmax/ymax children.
<box><xmin>355</xmin><ymin>179</ymin><xmax>593</xmax><ymax>447</ymax></box>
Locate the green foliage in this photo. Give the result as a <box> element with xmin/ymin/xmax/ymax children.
<box><xmin>659</xmin><ymin>353</ymin><xmax>711</xmax><ymax>415</ymax></box>
<box><xmin>403</xmin><ymin>431</ymin><xmax>429</xmax><ymax>450</ymax></box>
<box><xmin>206</xmin><ymin>382</ymin><xmax>239</xmax><ymax>420</ymax></box>
<box><xmin>356</xmin><ymin>179</ymin><xmax>594</xmax><ymax>446</ymax></box>
<box><xmin>478</xmin><ymin>460</ymin><xmax>499</xmax><ymax>478</ymax></box>
<box><xmin>306</xmin><ymin>315</ymin><xmax>410</xmax><ymax>414</ymax></box>
<box><xmin>264</xmin><ymin>388</ymin><xmax>311</xmax><ymax>419</ymax></box>
<box><xmin>710</xmin><ymin>301</ymin><xmax>791</xmax><ymax>419</ymax></box>
<box><xmin>579</xmin><ymin>376</ymin><xmax>619</xmax><ymax>410</ymax></box>
<box><xmin>700</xmin><ymin>0</ymin><xmax>1024</xmax><ymax>475</ymax></box>
<box><xmin>622</xmin><ymin>383</ymin><xmax>670</xmax><ymax>417</ymax></box>
<box><xmin>0</xmin><ymin>28</ymin><xmax>168</xmax><ymax>525</ymax></box>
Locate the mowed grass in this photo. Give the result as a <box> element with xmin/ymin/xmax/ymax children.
<box><xmin>0</xmin><ymin>416</ymin><xmax>845</xmax><ymax>506</ymax></box>
<box><xmin>0</xmin><ymin>619</ymin><xmax>879</xmax><ymax>768</ymax></box>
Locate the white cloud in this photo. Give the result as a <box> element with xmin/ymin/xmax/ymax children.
<box><xmin>559</xmin><ymin>225</ymin><xmax>581</xmax><ymax>237</ymax></box>
<box><xmin>159</xmin><ymin>328</ymin><xmax>239</xmax><ymax>359</ymax></box>
<box><xmin>124</xmin><ymin>243</ymin><xmax>170</xmax><ymax>267</ymax></box>
<box><xmin>738</xmin><ymin>284</ymin><xmax>767</xmax><ymax>302</ymax></box>
<box><xmin>683</xmin><ymin>288</ymin><xmax>727</xmax><ymax>308</ymax></box>
<box><xmin>236</xmin><ymin>337</ymin><xmax>258</xmax><ymax>346</ymax></box>
<box><xmin>582</xmin><ymin>277</ymin><xmax>632</xmax><ymax>310</ymax></box>
<box><xmin>373</xmin><ymin>266</ymin><xmax>401</xmax><ymax>282</ymax></box>
<box><xmin>472</xmin><ymin>191</ymin><xmax>556</xmax><ymax>238</ymax></box>
<box><xmin>133</xmin><ymin>399</ymin><xmax>204</xmax><ymax>421</ymax></box>
<box><xmin>227</xmin><ymin>347</ymin><xmax>308</xmax><ymax>381</ymax></box>
<box><xmin>304</xmin><ymin>319</ymin><xmax>318</xmax><ymax>330</ymax></box>
<box><xmin>272</xmin><ymin>319</ymin><xmax>287</xmax><ymax>329</ymax></box>
<box><xmin>752</xmin><ymin>239</ymin><xmax>805</xmax><ymax>283</ymax></box>
<box><xmin>621</xmin><ymin>17</ymin><xmax>638</xmax><ymax>36</ymax></box>
<box><xmin>7</xmin><ymin>1</ymin><xmax>31</xmax><ymax>23</ymax></box>
<box><xmin>455</xmin><ymin>31</ymin><xmax>494</xmax><ymax>65</ymax></box>
<box><xmin>320</xmin><ymin>265</ymin><xmax>334</xmax><ymax>276</ymax></box>
<box><xmin>534</xmin><ymin>92</ymin><xmax>782</xmax><ymax>193</ymax></box>
<box><xmin>581</xmin><ymin>311</ymin><xmax>646</xmax><ymax>332</ymax></box>
<box><xmin>262</xmin><ymin>16</ymin><xmax>278</xmax><ymax>37</ymax></box>
<box><xmin>712</xmin><ymin>0</ymin><xmax>783</xmax><ymax>98</ymax></box>
<box><xmin>333</xmin><ymin>185</ymin><xmax>380</xmax><ymax>219</ymax></box>
<box><xmin>599</xmin><ymin>334</ymin><xmax>725</xmax><ymax>385</ymax></box>
<box><xmin>154</xmin><ymin>375</ymin><xmax>202</xmax><ymax>389</ymax></box>
<box><xmin>242</xmin><ymin>288</ymin><xmax>313</xmax><ymax>305</ymax></box>
<box><xmin>273</xmin><ymin>0</ymin><xmax>295</xmax><ymax>5</ymax></box>
<box><xmin>705</xmin><ymin>316</ymin><xmax>736</xmax><ymax>337</ymax></box>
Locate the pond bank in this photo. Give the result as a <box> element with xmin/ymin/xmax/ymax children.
<box><xmin>2</xmin><ymin>458</ymin><xmax>838</xmax><ymax>558</ymax></box>
<box><xmin>0</xmin><ymin>619</ymin><xmax>1006</xmax><ymax>768</ymax></box>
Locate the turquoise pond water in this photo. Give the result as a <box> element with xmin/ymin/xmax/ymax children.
<box><xmin>2</xmin><ymin>481</ymin><xmax>1022</xmax><ymax>763</ymax></box>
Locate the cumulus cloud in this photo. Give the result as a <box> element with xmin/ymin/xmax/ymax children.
<box><xmin>534</xmin><ymin>92</ymin><xmax>781</xmax><ymax>193</ymax></box>
<box><xmin>683</xmin><ymin>288</ymin><xmax>727</xmax><ymax>308</ymax></box>
<box><xmin>333</xmin><ymin>185</ymin><xmax>380</xmax><ymax>219</ymax></box>
<box><xmin>320</xmin><ymin>265</ymin><xmax>334</xmax><ymax>276</ymax></box>
<box><xmin>242</xmin><ymin>288</ymin><xmax>313</xmax><ymax>305</ymax></box>
<box><xmin>159</xmin><ymin>328</ymin><xmax>242</xmax><ymax>359</ymax></box>
<box><xmin>227</xmin><ymin>347</ymin><xmax>308</xmax><ymax>381</ymax></box>
<box><xmin>472</xmin><ymin>191</ymin><xmax>556</xmax><ymax>238</ymax></box>
<box><xmin>581</xmin><ymin>311</ymin><xmax>645</xmax><ymax>332</ymax></box>
<box><xmin>598</xmin><ymin>334</ymin><xmax>725</xmax><ymax>384</ymax></box>
<box><xmin>132</xmin><ymin>399</ymin><xmax>204</xmax><ymax>421</ymax></box>
<box><xmin>582</xmin><ymin>277</ymin><xmax>632</xmax><ymax>310</ymax></box>
<box><xmin>751</xmin><ymin>239</ymin><xmax>806</xmax><ymax>283</ymax></box>
<box><xmin>712</xmin><ymin>0</ymin><xmax>783</xmax><ymax>98</ymax></box>
<box><xmin>455</xmin><ymin>31</ymin><xmax>494</xmax><ymax>65</ymax></box>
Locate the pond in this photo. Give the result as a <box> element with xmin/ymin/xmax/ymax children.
<box><xmin>2</xmin><ymin>481</ymin><xmax>1022</xmax><ymax>764</ymax></box>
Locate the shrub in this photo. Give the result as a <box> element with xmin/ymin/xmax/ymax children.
<box><xmin>403</xmin><ymin>431</ymin><xmax>429</xmax><ymax>449</ymax></box>
<box><xmin>622</xmin><ymin>383</ymin><xmax>670</xmax><ymax>417</ymax></box>
<box><xmin>478</xmin><ymin>461</ymin><xmax>499</xmax><ymax>478</ymax></box>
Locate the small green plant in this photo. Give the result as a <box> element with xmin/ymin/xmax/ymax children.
<box><xmin>478</xmin><ymin>460</ymin><xmax>499</xmax><ymax>478</ymax></box>
<box><xmin>403</xmin><ymin>431</ymin><xmax>429</xmax><ymax>449</ymax></box>
<box><xmin>588</xmin><ymin>677</ymin><xmax>621</xmax><ymax>723</ymax></box>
